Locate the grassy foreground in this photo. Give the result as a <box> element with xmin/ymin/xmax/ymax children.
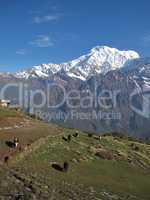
<box><xmin>4</xmin><ymin>129</ymin><xmax>150</xmax><ymax>200</ymax></box>
<box><xmin>0</xmin><ymin>107</ymin><xmax>150</xmax><ymax>199</ymax></box>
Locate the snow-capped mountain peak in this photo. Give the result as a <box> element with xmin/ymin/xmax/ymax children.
<box><xmin>15</xmin><ymin>46</ymin><xmax>140</xmax><ymax>80</ymax></box>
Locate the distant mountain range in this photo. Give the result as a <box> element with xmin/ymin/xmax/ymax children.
<box><xmin>0</xmin><ymin>46</ymin><xmax>150</xmax><ymax>140</ymax></box>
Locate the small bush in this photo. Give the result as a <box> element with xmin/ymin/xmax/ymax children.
<box><xmin>130</xmin><ymin>143</ymin><xmax>140</xmax><ymax>151</ymax></box>
<box><xmin>88</xmin><ymin>133</ymin><xmax>93</xmax><ymax>137</ymax></box>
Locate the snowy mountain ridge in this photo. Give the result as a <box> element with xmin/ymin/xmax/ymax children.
<box><xmin>15</xmin><ymin>46</ymin><xmax>140</xmax><ymax>80</ymax></box>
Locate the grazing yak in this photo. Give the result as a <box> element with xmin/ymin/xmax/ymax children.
<box><xmin>73</xmin><ymin>131</ymin><xmax>79</xmax><ymax>138</ymax></box>
<box><xmin>67</xmin><ymin>135</ymin><xmax>72</xmax><ymax>143</ymax></box>
<box><xmin>4</xmin><ymin>156</ymin><xmax>9</xmax><ymax>164</ymax></box>
<box><xmin>63</xmin><ymin>162</ymin><xmax>69</xmax><ymax>172</ymax></box>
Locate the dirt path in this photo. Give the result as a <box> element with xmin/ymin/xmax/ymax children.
<box><xmin>0</xmin><ymin>121</ymin><xmax>31</xmax><ymax>131</ymax></box>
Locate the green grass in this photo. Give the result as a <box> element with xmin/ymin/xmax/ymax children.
<box><xmin>0</xmin><ymin>107</ymin><xmax>20</xmax><ymax>118</ymax></box>
<box><xmin>11</xmin><ymin>131</ymin><xmax>150</xmax><ymax>200</ymax></box>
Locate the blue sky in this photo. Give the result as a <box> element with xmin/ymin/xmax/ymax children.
<box><xmin>1</xmin><ymin>0</ymin><xmax>150</xmax><ymax>72</ymax></box>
